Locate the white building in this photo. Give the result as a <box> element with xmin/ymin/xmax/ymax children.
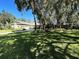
<box><xmin>12</xmin><ymin>21</ymin><xmax>34</xmax><ymax>30</ymax></box>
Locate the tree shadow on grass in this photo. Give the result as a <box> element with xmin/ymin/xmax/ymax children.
<box><xmin>0</xmin><ymin>31</ymin><xmax>79</xmax><ymax>59</ymax></box>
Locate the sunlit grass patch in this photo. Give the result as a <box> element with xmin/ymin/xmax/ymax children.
<box><xmin>0</xmin><ymin>39</ymin><xmax>16</xmax><ymax>44</ymax></box>
<box><xmin>68</xmin><ymin>44</ymin><xmax>79</xmax><ymax>58</ymax></box>
<box><xmin>0</xmin><ymin>29</ymin><xmax>12</xmax><ymax>33</ymax></box>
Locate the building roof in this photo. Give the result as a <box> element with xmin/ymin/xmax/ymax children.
<box><xmin>13</xmin><ymin>21</ymin><xmax>40</xmax><ymax>26</ymax></box>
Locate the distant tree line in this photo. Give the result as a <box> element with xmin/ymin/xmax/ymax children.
<box><xmin>0</xmin><ymin>10</ymin><xmax>28</xmax><ymax>29</ymax></box>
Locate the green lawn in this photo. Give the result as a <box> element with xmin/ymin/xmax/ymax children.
<box><xmin>0</xmin><ymin>30</ymin><xmax>79</xmax><ymax>59</ymax></box>
<box><xmin>0</xmin><ymin>29</ymin><xmax>12</xmax><ymax>33</ymax></box>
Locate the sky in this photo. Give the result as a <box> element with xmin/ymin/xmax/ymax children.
<box><xmin>0</xmin><ymin>0</ymin><xmax>34</xmax><ymax>21</ymax></box>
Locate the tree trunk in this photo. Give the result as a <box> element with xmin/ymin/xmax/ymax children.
<box><xmin>42</xmin><ymin>19</ymin><xmax>46</xmax><ymax>30</ymax></box>
<box><xmin>33</xmin><ymin>14</ymin><xmax>37</xmax><ymax>31</ymax></box>
<box><xmin>70</xmin><ymin>23</ymin><xmax>73</xmax><ymax>30</ymax></box>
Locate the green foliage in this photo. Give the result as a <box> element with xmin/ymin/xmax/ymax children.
<box><xmin>0</xmin><ymin>10</ymin><xmax>15</xmax><ymax>29</ymax></box>
<box><xmin>16</xmin><ymin>18</ymin><xmax>30</xmax><ymax>22</ymax></box>
<box><xmin>15</xmin><ymin>0</ymin><xmax>79</xmax><ymax>30</ymax></box>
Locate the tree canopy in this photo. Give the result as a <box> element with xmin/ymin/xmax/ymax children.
<box><xmin>0</xmin><ymin>11</ymin><xmax>16</xmax><ymax>29</ymax></box>
<box><xmin>15</xmin><ymin>0</ymin><xmax>79</xmax><ymax>30</ymax></box>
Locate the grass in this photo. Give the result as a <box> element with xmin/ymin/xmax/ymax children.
<box><xmin>0</xmin><ymin>28</ymin><xmax>22</xmax><ymax>33</ymax></box>
<box><xmin>0</xmin><ymin>29</ymin><xmax>12</xmax><ymax>33</ymax></box>
<box><xmin>0</xmin><ymin>29</ymin><xmax>79</xmax><ymax>59</ymax></box>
